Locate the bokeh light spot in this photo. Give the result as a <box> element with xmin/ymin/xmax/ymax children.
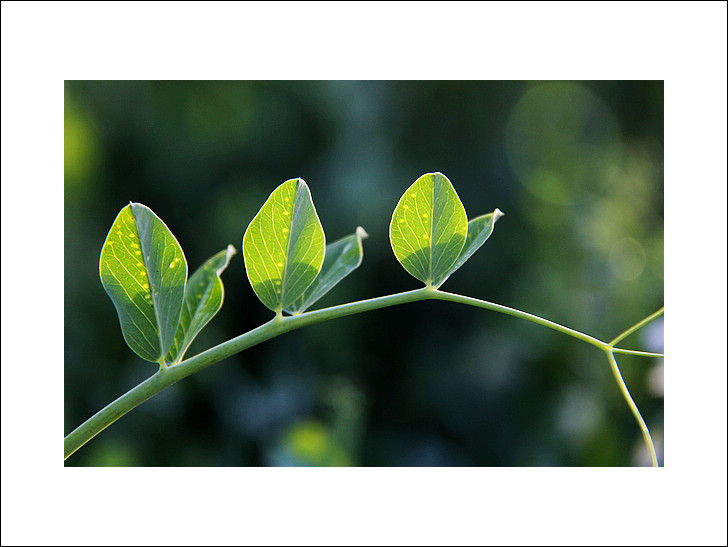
<box><xmin>609</xmin><ymin>237</ymin><xmax>647</xmax><ymax>280</ymax></box>
<box><xmin>505</xmin><ymin>82</ymin><xmax>622</xmax><ymax>204</ymax></box>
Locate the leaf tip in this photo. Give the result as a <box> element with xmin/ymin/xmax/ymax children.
<box><xmin>494</xmin><ymin>208</ymin><xmax>505</xmax><ymax>220</ymax></box>
<box><xmin>356</xmin><ymin>226</ymin><xmax>369</xmax><ymax>240</ymax></box>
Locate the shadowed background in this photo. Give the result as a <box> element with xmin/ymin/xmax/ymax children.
<box><xmin>64</xmin><ymin>80</ymin><xmax>664</xmax><ymax>466</ymax></box>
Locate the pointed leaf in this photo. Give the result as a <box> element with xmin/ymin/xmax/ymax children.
<box><xmin>99</xmin><ymin>203</ymin><xmax>187</xmax><ymax>362</ymax></box>
<box><xmin>243</xmin><ymin>178</ymin><xmax>326</xmax><ymax>313</ymax></box>
<box><xmin>389</xmin><ymin>172</ymin><xmax>468</xmax><ymax>287</ymax></box>
<box><xmin>285</xmin><ymin>226</ymin><xmax>368</xmax><ymax>314</ymax></box>
<box><xmin>440</xmin><ymin>209</ymin><xmax>504</xmax><ymax>283</ymax></box>
<box><xmin>166</xmin><ymin>245</ymin><xmax>236</xmax><ymax>364</ymax></box>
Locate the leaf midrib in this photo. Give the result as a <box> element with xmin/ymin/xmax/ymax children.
<box><xmin>131</xmin><ymin>205</ymin><xmax>166</xmax><ymax>361</ymax></box>
<box><xmin>279</xmin><ymin>181</ymin><xmax>299</xmax><ymax>311</ymax></box>
<box><xmin>428</xmin><ymin>175</ymin><xmax>436</xmax><ymax>284</ymax></box>
<box><xmin>281</xmin><ymin>180</ymin><xmax>316</xmax><ymax>310</ymax></box>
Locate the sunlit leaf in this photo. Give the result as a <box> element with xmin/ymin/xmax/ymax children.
<box><xmin>389</xmin><ymin>172</ymin><xmax>468</xmax><ymax>287</ymax></box>
<box><xmin>439</xmin><ymin>209</ymin><xmax>504</xmax><ymax>283</ymax></box>
<box><xmin>285</xmin><ymin>227</ymin><xmax>368</xmax><ymax>314</ymax></box>
<box><xmin>99</xmin><ymin>203</ymin><xmax>187</xmax><ymax>362</ymax></box>
<box><xmin>166</xmin><ymin>245</ymin><xmax>236</xmax><ymax>364</ymax></box>
<box><xmin>243</xmin><ymin>178</ymin><xmax>326</xmax><ymax>313</ymax></box>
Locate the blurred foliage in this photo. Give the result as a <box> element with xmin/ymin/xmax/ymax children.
<box><xmin>64</xmin><ymin>80</ymin><xmax>663</xmax><ymax>466</ymax></box>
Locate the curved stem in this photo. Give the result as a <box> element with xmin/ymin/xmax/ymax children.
<box><xmin>430</xmin><ymin>290</ymin><xmax>609</xmax><ymax>350</ymax></box>
<box><xmin>605</xmin><ymin>350</ymin><xmax>659</xmax><ymax>467</ymax></box>
<box><xmin>64</xmin><ymin>368</ymin><xmax>170</xmax><ymax>460</ymax></box>
<box><xmin>65</xmin><ymin>286</ymin><xmax>661</xmax><ymax>463</ymax></box>
<box><xmin>610</xmin><ymin>307</ymin><xmax>664</xmax><ymax>346</ymax></box>
<box><xmin>65</xmin><ymin>288</ymin><xmax>431</xmax><ymax>459</ymax></box>
<box><xmin>433</xmin><ymin>291</ymin><xmax>661</xmax><ymax>467</ymax></box>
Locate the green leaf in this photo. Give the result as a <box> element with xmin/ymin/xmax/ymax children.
<box><xmin>165</xmin><ymin>245</ymin><xmax>236</xmax><ymax>364</ymax></box>
<box><xmin>99</xmin><ymin>203</ymin><xmax>187</xmax><ymax>362</ymax></box>
<box><xmin>285</xmin><ymin>227</ymin><xmax>368</xmax><ymax>314</ymax></box>
<box><xmin>440</xmin><ymin>209</ymin><xmax>504</xmax><ymax>283</ymax></box>
<box><xmin>389</xmin><ymin>172</ymin><xmax>468</xmax><ymax>287</ymax></box>
<box><xmin>243</xmin><ymin>178</ymin><xmax>326</xmax><ymax>313</ymax></box>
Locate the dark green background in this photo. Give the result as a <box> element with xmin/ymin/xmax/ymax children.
<box><xmin>64</xmin><ymin>80</ymin><xmax>664</xmax><ymax>466</ymax></box>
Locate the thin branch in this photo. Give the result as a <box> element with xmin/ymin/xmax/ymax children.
<box><xmin>612</xmin><ymin>348</ymin><xmax>665</xmax><ymax>358</ymax></box>
<box><xmin>610</xmin><ymin>307</ymin><xmax>665</xmax><ymax>347</ymax></box>
<box><xmin>430</xmin><ymin>290</ymin><xmax>609</xmax><ymax>350</ymax></box>
<box><xmin>605</xmin><ymin>350</ymin><xmax>659</xmax><ymax>467</ymax></box>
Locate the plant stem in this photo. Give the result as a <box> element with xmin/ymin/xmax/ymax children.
<box><xmin>65</xmin><ymin>288</ymin><xmax>431</xmax><ymax>459</ymax></box>
<box><xmin>610</xmin><ymin>307</ymin><xmax>664</xmax><ymax>346</ymax></box>
<box><xmin>65</xmin><ymin>287</ymin><xmax>661</xmax><ymax>462</ymax></box>
<box><xmin>431</xmin><ymin>291</ymin><xmax>661</xmax><ymax>467</ymax></box>
<box><xmin>606</xmin><ymin>350</ymin><xmax>659</xmax><ymax>467</ymax></box>
<box><xmin>64</xmin><ymin>370</ymin><xmax>171</xmax><ymax>460</ymax></box>
<box><xmin>429</xmin><ymin>290</ymin><xmax>609</xmax><ymax>350</ymax></box>
<box><xmin>611</xmin><ymin>348</ymin><xmax>664</xmax><ymax>358</ymax></box>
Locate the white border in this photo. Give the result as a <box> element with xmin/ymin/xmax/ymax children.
<box><xmin>2</xmin><ymin>1</ymin><xmax>726</xmax><ymax>545</ymax></box>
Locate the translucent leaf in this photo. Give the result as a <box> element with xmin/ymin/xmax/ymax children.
<box><xmin>285</xmin><ymin>226</ymin><xmax>368</xmax><ymax>314</ymax></box>
<box><xmin>165</xmin><ymin>245</ymin><xmax>236</xmax><ymax>364</ymax></box>
<box><xmin>439</xmin><ymin>209</ymin><xmax>504</xmax><ymax>283</ymax></box>
<box><xmin>99</xmin><ymin>203</ymin><xmax>187</xmax><ymax>362</ymax></box>
<box><xmin>243</xmin><ymin>178</ymin><xmax>326</xmax><ymax>313</ymax></box>
<box><xmin>389</xmin><ymin>172</ymin><xmax>468</xmax><ymax>287</ymax></box>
